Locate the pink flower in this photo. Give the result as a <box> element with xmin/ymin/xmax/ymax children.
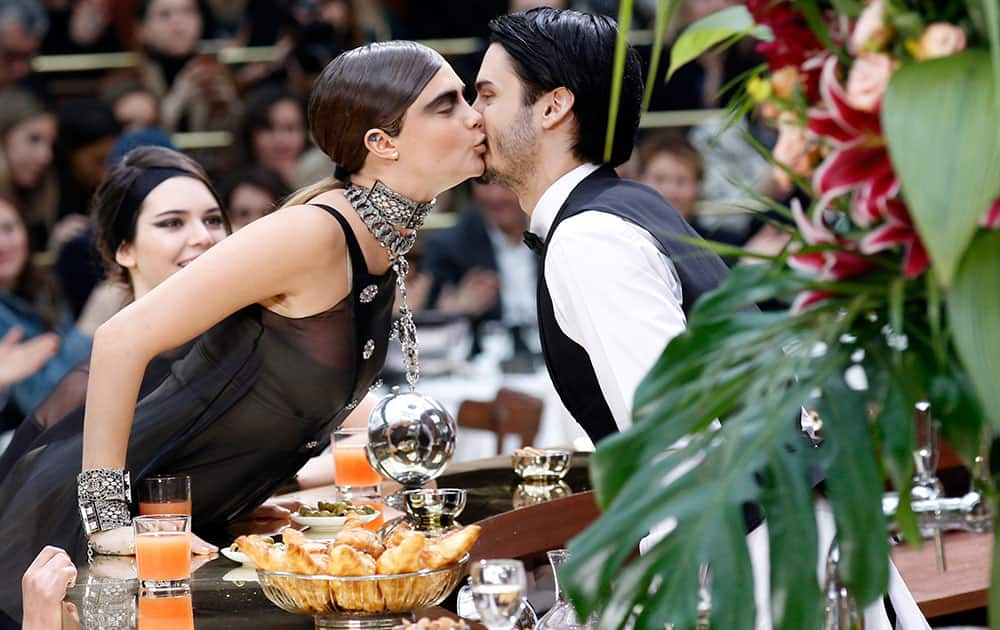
<box><xmin>912</xmin><ymin>23</ymin><xmax>967</xmax><ymax>61</ymax></box>
<box><xmin>860</xmin><ymin>199</ymin><xmax>929</xmax><ymax>278</ymax></box>
<box><xmin>808</xmin><ymin>56</ymin><xmax>899</xmax><ymax>227</ymax></box>
<box><xmin>850</xmin><ymin>0</ymin><xmax>892</xmax><ymax>54</ymax></box>
<box><xmin>845</xmin><ymin>52</ymin><xmax>893</xmax><ymax>113</ymax></box>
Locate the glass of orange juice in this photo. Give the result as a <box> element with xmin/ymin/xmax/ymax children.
<box><xmin>134</xmin><ymin>514</ymin><xmax>191</xmax><ymax>594</ymax></box>
<box><xmin>333</xmin><ymin>427</ymin><xmax>382</xmax><ymax>499</ymax></box>
<box><xmin>138</xmin><ymin>593</ymin><xmax>194</xmax><ymax>630</ymax></box>
<box><xmin>139</xmin><ymin>475</ymin><xmax>192</xmax><ymax>516</ymax></box>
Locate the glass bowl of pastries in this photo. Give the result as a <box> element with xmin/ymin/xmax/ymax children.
<box><xmin>236</xmin><ymin>517</ymin><xmax>481</xmax><ymax>628</ymax></box>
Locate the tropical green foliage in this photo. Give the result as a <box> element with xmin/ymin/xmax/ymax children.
<box><xmin>576</xmin><ymin>1</ymin><xmax>1000</xmax><ymax>627</ymax></box>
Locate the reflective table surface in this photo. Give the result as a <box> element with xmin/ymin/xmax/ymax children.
<box><xmin>63</xmin><ymin>453</ymin><xmax>592</xmax><ymax>629</ymax></box>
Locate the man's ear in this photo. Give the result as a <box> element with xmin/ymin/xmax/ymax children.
<box><xmin>115</xmin><ymin>242</ymin><xmax>136</xmax><ymax>270</ymax></box>
<box><xmin>540</xmin><ymin>87</ymin><xmax>575</xmax><ymax>130</ymax></box>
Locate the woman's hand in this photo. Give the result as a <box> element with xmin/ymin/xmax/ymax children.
<box><xmin>226</xmin><ymin>499</ymin><xmax>300</xmax><ymax>537</ymax></box>
<box><xmin>0</xmin><ymin>327</ymin><xmax>59</xmax><ymax>387</ymax></box>
<box><xmin>89</xmin><ymin>527</ymin><xmax>218</xmax><ymax>555</ymax></box>
<box><xmin>22</xmin><ymin>546</ymin><xmax>77</xmax><ymax>630</ymax></box>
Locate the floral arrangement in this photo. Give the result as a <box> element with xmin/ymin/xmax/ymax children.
<box><xmin>563</xmin><ymin>1</ymin><xmax>1000</xmax><ymax>628</ymax></box>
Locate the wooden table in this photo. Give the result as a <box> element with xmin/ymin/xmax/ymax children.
<box><xmin>891</xmin><ymin>531</ymin><xmax>991</xmax><ymax>618</ymax></box>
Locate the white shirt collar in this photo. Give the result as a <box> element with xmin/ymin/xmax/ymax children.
<box><xmin>528</xmin><ymin>162</ymin><xmax>601</xmax><ymax>240</ymax></box>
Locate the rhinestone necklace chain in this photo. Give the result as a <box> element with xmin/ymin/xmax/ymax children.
<box><xmin>345</xmin><ymin>182</ymin><xmax>434</xmax><ymax>390</ymax></box>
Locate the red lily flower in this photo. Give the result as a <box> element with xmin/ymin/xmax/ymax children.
<box><xmin>788</xmin><ymin>200</ymin><xmax>878</xmax><ymax>312</ymax></box>
<box><xmin>860</xmin><ymin>199</ymin><xmax>929</xmax><ymax>278</ymax></box>
<box><xmin>808</xmin><ymin>57</ymin><xmax>899</xmax><ymax>228</ymax></box>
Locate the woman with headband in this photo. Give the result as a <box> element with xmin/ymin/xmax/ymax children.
<box><xmin>0</xmin><ymin>40</ymin><xmax>486</xmax><ymax>622</ymax></box>
<box><xmin>0</xmin><ymin>146</ymin><xmax>230</xmax><ymax>482</ymax></box>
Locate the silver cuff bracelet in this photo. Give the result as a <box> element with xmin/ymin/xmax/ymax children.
<box><xmin>78</xmin><ymin>468</ymin><xmax>132</xmax><ymax>535</ymax></box>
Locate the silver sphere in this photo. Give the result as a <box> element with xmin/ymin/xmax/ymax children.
<box><xmin>366</xmin><ymin>388</ymin><xmax>456</xmax><ymax>487</ymax></box>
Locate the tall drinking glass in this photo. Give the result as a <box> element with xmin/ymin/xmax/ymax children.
<box><xmin>333</xmin><ymin>427</ymin><xmax>381</xmax><ymax>498</ymax></box>
<box><xmin>139</xmin><ymin>475</ymin><xmax>192</xmax><ymax>516</ymax></box>
<box><xmin>470</xmin><ymin>559</ymin><xmax>527</xmax><ymax>630</ymax></box>
<box><xmin>134</xmin><ymin>515</ymin><xmax>191</xmax><ymax>594</ymax></box>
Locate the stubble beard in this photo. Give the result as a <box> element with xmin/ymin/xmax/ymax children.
<box><xmin>477</xmin><ymin>107</ymin><xmax>537</xmax><ymax>195</ymax></box>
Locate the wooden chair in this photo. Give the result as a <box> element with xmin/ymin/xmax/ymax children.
<box><xmin>469</xmin><ymin>491</ymin><xmax>601</xmax><ymax>568</ymax></box>
<box><xmin>457</xmin><ymin>388</ymin><xmax>543</xmax><ymax>455</ymax></box>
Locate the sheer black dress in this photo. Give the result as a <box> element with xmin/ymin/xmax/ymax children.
<box><xmin>0</xmin><ymin>206</ymin><xmax>395</xmax><ymax>622</ymax></box>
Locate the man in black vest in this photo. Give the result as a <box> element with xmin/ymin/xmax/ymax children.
<box><xmin>471</xmin><ymin>7</ymin><xmax>732</xmax><ymax>444</ymax></box>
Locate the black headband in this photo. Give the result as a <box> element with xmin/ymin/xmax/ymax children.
<box><xmin>110</xmin><ymin>167</ymin><xmax>201</xmax><ymax>254</ymax></box>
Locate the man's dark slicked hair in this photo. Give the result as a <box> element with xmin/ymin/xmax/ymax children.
<box><xmin>488</xmin><ymin>8</ymin><xmax>643</xmax><ymax>167</ymax></box>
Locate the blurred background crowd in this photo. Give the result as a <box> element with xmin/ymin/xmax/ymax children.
<box><xmin>0</xmin><ymin>0</ymin><xmax>801</xmax><ymax>449</ymax></box>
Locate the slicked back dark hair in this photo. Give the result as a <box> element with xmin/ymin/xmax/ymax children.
<box><xmin>488</xmin><ymin>8</ymin><xmax>642</xmax><ymax>167</ymax></box>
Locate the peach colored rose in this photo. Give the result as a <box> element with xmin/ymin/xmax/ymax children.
<box><xmin>850</xmin><ymin>0</ymin><xmax>892</xmax><ymax>54</ymax></box>
<box><xmin>771</xmin><ymin>66</ymin><xmax>801</xmax><ymax>100</ymax></box>
<box><xmin>772</xmin><ymin>118</ymin><xmax>817</xmax><ymax>191</ymax></box>
<box><xmin>845</xmin><ymin>52</ymin><xmax>893</xmax><ymax>112</ymax></box>
<box><xmin>913</xmin><ymin>23</ymin><xmax>967</xmax><ymax>60</ymax></box>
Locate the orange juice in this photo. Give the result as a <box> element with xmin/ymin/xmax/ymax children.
<box><xmin>139</xmin><ymin>499</ymin><xmax>192</xmax><ymax>515</ymax></box>
<box><xmin>138</xmin><ymin>594</ymin><xmax>194</xmax><ymax>630</ymax></box>
<box><xmin>333</xmin><ymin>448</ymin><xmax>381</xmax><ymax>486</ymax></box>
<box><xmin>136</xmin><ymin>532</ymin><xmax>191</xmax><ymax>581</ymax></box>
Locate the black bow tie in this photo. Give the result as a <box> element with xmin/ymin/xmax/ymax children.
<box><xmin>523</xmin><ymin>230</ymin><xmax>545</xmax><ymax>255</ymax></box>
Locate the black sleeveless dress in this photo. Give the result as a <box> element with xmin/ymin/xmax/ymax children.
<box><xmin>0</xmin><ymin>205</ymin><xmax>396</xmax><ymax>622</ymax></box>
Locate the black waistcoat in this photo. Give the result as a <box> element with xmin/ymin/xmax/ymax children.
<box><xmin>536</xmin><ymin>166</ymin><xmax>732</xmax><ymax>443</ymax></box>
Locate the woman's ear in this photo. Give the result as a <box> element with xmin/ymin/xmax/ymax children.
<box><xmin>540</xmin><ymin>87</ymin><xmax>575</xmax><ymax>130</ymax></box>
<box><xmin>115</xmin><ymin>243</ymin><xmax>136</xmax><ymax>270</ymax></box>
<box><xmin>363</xmin><ymin>128</ymin><xmax>400</xmax><ymax>161</ymax></box>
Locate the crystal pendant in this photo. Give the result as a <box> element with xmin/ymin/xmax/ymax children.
<box><xmin>536</xmin><ymin>549</ymin><xmax>596</xmax><ymax>630</ymax></box>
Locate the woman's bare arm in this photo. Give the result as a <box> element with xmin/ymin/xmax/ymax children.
<box><xmin>82</xmin><ymin>204</ymin><xmax>348</xmax><ymax>471</ymax></box>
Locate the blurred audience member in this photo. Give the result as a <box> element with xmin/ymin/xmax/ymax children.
<box><xmin>423</xmin><ymin>183</ymin><xmax>537</xmax><ymax>354</ymax></box>
<box><xmin>130</xmin><ymin>0</ymin><xmax>238</xmax><ymax>132</ymax></box>
<box><xmin>101</xmin><ymin>80</ymin><xmax>160</xmax><ymax>131</ymax></box>
<box><xmin>0</xmin><ymin>0</ymin><xmax>47</xmax><ymax>91</ymax></box>
<box><xmin>217</xmin><ymin>164</ymin><xmax>290</xmax><ymax>231</ymax></box>
<box><xmin>284</xmin><ymin>21</ymin><xmax>343</xmax><ymax>99</ymax></box>
<box><xmin>510</xmin><ymin>0</ymin><xmax>568</xmax><ymax>11</ymax></box>
<box><xmin>638</xmin><ymin>131</ymin><xmax>744</xmax><ymax>246</ymax></box>
<box><xmin>199</xmin><ymin>0</ymin><xmax>285</xmax><ymax>46</ymax></box>
<box><xmin>0</xmin><ymin>327</ymin><xmax>58</xmax><ymax>391</ymax></box>
<box><xmin>292</xmin><ymin>0</ymin><xmax>387</xmax><ymax>46</ymax></box>
<box><xmin>0</xmin><ymin>88</ymin><xmax>58</xmax><ymax>250</ymax></box>
<box><xmin>0</xmin><ymin>196</ymin><xmax>90</xmax><ymax>429</ymax></box>
<box><xmin>646</xmin><ymin>0</ymin><xmax>760</xmax><ymax>111</ymax></box>
<box><xmin>55</xmin><ymin>128</ymin><xmax>175</xmax><ymax>318</ymax></box>
<box><xmin>41</xmin><ymin>0</ymin><xmax>120</xmax><ymax>55</ymax></box>
<box><xmin>53</xmin><ymin>98</ymin><xmax>121</xmax><ymax>244</ymax></box>
<box><xmin>233</xmin><ymin>86</ymin><xmax>307</xmax><ymax>186</ymax></box>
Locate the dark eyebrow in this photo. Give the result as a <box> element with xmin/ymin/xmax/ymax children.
<box><xmin>423</xmin><ymin>89</ymin><xmax>460</xmax><ymax>112</ymax></box>
<box><xmin>154</xmin><ymin>207</ymin><xmax>222</xmax><ymax>218</ymax></box>
<box><xmin>475</xmin><ymin>80</ymin><xmax>495</xmax><ymax>91</ymax></box>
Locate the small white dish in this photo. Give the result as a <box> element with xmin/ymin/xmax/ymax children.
<box><xmin>220</xmin><ymin>545</ymin><xmax>252</xmax><ymax>565</ymax></box>
<box><xmin>290</xmin><ymin>510</ymin><xmax>379</xmax><ymax>532</ymax></box>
